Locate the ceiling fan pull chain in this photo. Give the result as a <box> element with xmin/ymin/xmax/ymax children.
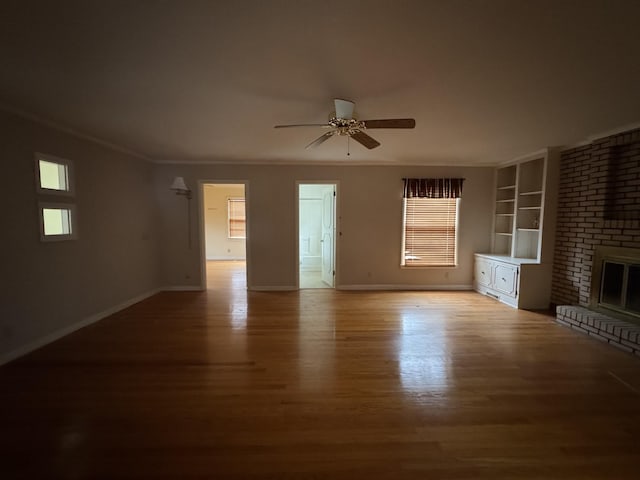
<box><xmin>347</xmin><ymin>136</ymin><xmax>350</xmax><ymax>156</ymax></box>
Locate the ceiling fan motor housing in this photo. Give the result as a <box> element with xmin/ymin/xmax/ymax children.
<box><xmin>274</xmin><ymin>98</ymin><xmax>415</xmax><ymax>150</ymax></box>
<box><xmin>328</xmin><ymin>117</ymin><xmax>366</xmax><ymax>135</ymax></box>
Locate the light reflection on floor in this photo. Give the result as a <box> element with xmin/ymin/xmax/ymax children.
<box><xmin>208</xmin><ymin>260</ymin><xmax>248</xmax><ymax>330</ymax></box>
<box><xmin>206</xmin><ymin>262</ymin><xmax>452</xmax><ymax>397</ymax></box>
<box><xmin>398</xmin><ymin>311</ymin><xmax>450</xmax><ymax>396</ymax></box>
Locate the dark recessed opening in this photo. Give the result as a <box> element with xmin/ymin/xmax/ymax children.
<box><xmin>601</xmin><ymin>262</ymin><xmax>624</xmax><ymax>307</ymax></box>
<box><xmin>627</xmin><ymin>265</ymin><xmax>640</xmax><ymax>315</ymax></box>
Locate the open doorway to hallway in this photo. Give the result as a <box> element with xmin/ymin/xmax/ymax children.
<box><xmin>202</xmin><ymin>183</ymin><xmax>247</xmax><ymax>290</ymax></box>
<box><xmin>298</xmin><ymin>183</ymin><xmax>336</xmax><ymax>289</ymax></box>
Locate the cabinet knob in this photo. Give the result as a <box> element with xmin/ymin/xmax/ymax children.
<box><xmin>501</xmin><ymin>277</ymin><xmax>506</xmax><ymax>282</ymax></box>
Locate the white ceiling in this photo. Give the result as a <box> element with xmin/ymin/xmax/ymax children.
<box><xmin>1</xmin><ymin>0</ymin><xmax>639</xmax><ymax>165</ymax></box>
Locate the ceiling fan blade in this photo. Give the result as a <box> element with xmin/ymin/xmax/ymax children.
<box><xmin>334</xmin><ymin>98</ymin><xmax>355</xmax><ymax>120</ymax></box>
<box><xmin>350</xmin><ymin>131</ymin><xmax>381</xmax><ymax>149</ymax></box>
<box><xmin>274</xmin><ymin>123</ymin><xmax>331</xmax><ymax>128</ymax></box>
<box><xmin>305</xmin><ymin>131</ymin><xmax>336</xmax><ymax>149</ymax></box>
<box><xmin>362</xmin><ymin>118</ymin><xmax>416</xmax><ymax>129</ymax></box>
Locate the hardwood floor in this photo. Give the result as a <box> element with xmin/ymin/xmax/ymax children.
<box><xmin>1</xmin><ymin>261</ymin><xmax>639</xmax><ymax>479</ymax></box>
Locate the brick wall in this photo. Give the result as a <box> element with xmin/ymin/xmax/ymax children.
<box><xmin>551</xmin><ymin>128</ymin><xmax>640</xmax><ymax>306</ymax></box>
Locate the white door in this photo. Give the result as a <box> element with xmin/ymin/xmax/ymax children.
<box><xmin>321</xmin><ymin>186</ymin><xmax>335</xmax><ymax>287</ymax></box>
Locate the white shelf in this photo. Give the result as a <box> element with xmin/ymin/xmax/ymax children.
<box><xmin>481</xmin><ymin>148</ymin><xmax>559</xmax><ymax>310</ymax></box>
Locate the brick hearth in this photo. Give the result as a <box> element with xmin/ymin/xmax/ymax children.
<box><xmin>556</xmin><ymin>305</ymin><xmax>640</xmax><ymax>356</ymax></box>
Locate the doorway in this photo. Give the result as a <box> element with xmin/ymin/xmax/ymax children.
<box><xmin>202</xmin><ymin>183</ymin><xmax>247</xmax><ymax>290</ymax></box>
<box><xmin>298</xmin><ymin>183</ymin><xmax>336</xmax><ymax>289</ymax></box>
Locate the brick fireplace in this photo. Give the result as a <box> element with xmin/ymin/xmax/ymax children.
<box><xmin>551</xmin><ymin>127</ymin><xmax>640</xmax><ymax>355</ymax></box>
<box><xmin>551</xmin><ymin>127</ymin><xmax>640</xmax><ymax>308</ymax></box>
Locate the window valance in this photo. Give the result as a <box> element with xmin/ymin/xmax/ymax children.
<box><xmin>402</xmin><ymin>178</ymin><xmax>465</xmax><ymax>199</ymax></box>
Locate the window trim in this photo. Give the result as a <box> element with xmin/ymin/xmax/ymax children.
<box><xmin>35</xmin><ymin>152</ymin><xmax>75</xmax><ymax>196</ymax></box>
<box><xmin>38</xmin><ymin>202</ymin><xmax>78</xmax><ymax>242</ymax></box>
<box><xmin>401</xmin><ymin>197</ymin><xmax>460</xmax><ymax>268</ymax></box>
<box><xmin>227</xmin><ymin>197</ymin><xmax>246</xmax><ymax>239</ymax></box>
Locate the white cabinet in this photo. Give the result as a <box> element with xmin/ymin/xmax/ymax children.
<box><xmin>475</xmin><ymin>148</ymin><xmax>559</xmax><ymax>309</ymax></box>
<box><xmin>474</xmin><ymin>257</ymin><xmax>492</xmax><ymax>288</ymax></box>
<box><xmin>474</xmin><ymin>254</ymin><xmax>553</xmax><ymax>309</ymax></box>
<box><xmin>493</xmin><ymin>263</ymin><xmax>518</xmax><ymax>296</ymax></box>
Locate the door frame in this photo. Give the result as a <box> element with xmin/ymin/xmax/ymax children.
<box><xmin>198</xmin><ymin>179</ymin><xmax>250</xmax><ymax>290</ymax></box>
<box><xmin>296</xmin><ymin>181</ymin><xmax>339</xmax><ymax>289</ymax></box>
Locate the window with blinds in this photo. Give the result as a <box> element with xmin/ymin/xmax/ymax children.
<box><xmin>402</xmin><ymin>198</ymin><xmax>459</xmax><ymax>267</ymax></box>
<box><xmin>227</xmin><ymin>198</ymin><xmax>246</xmax><ymax>239</ymax></box>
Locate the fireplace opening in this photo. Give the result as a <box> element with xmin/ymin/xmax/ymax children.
<box><xmin>600</xmin><ymin>262</ymin><xmax>640</xmax><ymax>316</ymax></box>
<box><xmin>627</xmin><ymin>265</ymin><xmax>640</xmax><ymax>313</ymax></box>
<box><xmin>591</xmin><ymin>246</ymin><xmax>640</xmax><ymax>325</ymax></box>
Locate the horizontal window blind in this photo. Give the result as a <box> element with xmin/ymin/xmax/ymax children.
<box><xmin>403</xmin><ymin>198</ymin><xmax>458</xmax><ymax>266</ymax></box>
<box><xmin>228</xmin><ymin>198</ymin><xmax>246</xmax><ymax>239</ymax></box>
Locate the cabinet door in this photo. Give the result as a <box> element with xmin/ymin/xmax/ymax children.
<box><xmin>475</xmin><ymin>258</ymin><xmax>493</xmax><ymax>287</ymax></box>
<box><xmin>493</xmin><ymin>263</ymin><xmax>518</xmax><ymax>297</ymax></box>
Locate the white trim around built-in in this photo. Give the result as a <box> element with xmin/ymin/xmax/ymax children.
<box><xmin>0</xmin><ymin>288</ymin><xmax>161</xmax><ymax>366</ymax></box>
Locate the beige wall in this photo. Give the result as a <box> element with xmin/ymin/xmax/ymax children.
<box><xmin>0</xmin><ymin>109</ymin><xmax>494</xmax><ymax>360</ymax></box>
<box><xmin>203</xmin><ymin>184</ymin><xmax>246</xmax><ymax>260</ymax></box>
<box><xmin>155</xmin><ymin>164</ymin><xmax>494</xmax><ymax>290</ymax></box>
<box><xmin>0</xmin><ymin>111</ymin><xmax>160</xmax><ymax>361</ymax></box>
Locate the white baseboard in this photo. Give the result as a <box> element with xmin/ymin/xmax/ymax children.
<box><xmin>247</xmin><ymin>284</ymin><xmax>473</xmax><ymax>292</ymax></box>
<box><xmin>162</xmin><ymin>285</ymin><xmax>204</xmax><ymax>291</ymax></box>
<box><xmin>206</xmin><ymin>256</ymin><xmax>246</xmax><ymax>261</ymax></box>
<box><xmin>1</xmin><ymin>288</ymin><xmax>161</xmax><ymax>366</ymax></box>
<box><xmin>337</xmin><ymin>284</ymin><xmax>474</xmax><ymax>291</ymax></box>
<box><xmin>249</xmin><ymin>285</ymin><xmax>297</xmax><ymax>291</ymax></box>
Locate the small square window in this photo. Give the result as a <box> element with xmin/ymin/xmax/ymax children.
<box><xmin>39</xmin><ymin>203</ymin><xmax>77</xmax><ymax>241</ymax></box>
<box><xmin>35</xmin><ymin>153</ymin><xmax>73</xmax><ymax>195</ymax></box>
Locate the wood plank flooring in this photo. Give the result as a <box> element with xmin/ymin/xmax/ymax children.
<box><xmin>1</xmin><ymin>261</ymin><xmax>639</xmax><ymax>479</ymax></box>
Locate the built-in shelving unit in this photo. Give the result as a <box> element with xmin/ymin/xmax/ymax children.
<box><xmin>493</xmin><ymin>165</ymin><xmax>517</xmax><ymax>256</ymax></box>
<box><xmin>476</xmin><ymin>148</ymin><xmax>560</xmax><ymax>309</ymax></box>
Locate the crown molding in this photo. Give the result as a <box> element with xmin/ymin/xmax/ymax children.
<box><xmin>561</xmin><ymin>121</ymin><xmax>640</xmax><ymax>151</ymax></box>
<box><xmin>587</xmin><ymin>122</ymin><xmax>640</xmax><ymax>143</ymax></box>
<box><xmin>151</xmin><ymin>157</ymin><xmax>497</xmax><ymax>168</ymax></box>
<box><xmin>0</xmin><ymin>104</ymin><xmax>154</xmax><ymax>162</ymax></box>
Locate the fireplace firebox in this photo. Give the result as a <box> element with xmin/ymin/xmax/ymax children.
<box><xmin>591</xmin><ymin>246</ymin><xmax>640</xmax><ymax>325</ymax></box>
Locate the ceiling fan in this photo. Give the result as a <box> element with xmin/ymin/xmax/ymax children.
<box><xmin>274</xmin><ymin>99</ymin><xmax>416</xmax><ymax>151</ymax></box>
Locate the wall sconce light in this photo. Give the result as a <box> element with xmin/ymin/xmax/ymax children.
<box><xmin>170</xmin><ymin>176</ymin><xmax>192</xmax><ymax>249</ymax></box>
<box><xmin>170</xmin><ymin>176</ymin><xmax>192</xmax><ymax>199</ymax></box>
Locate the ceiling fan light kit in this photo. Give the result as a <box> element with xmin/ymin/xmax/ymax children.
<box><xmin>275</xmin><ymin>99</ymin><xmax>415</xmax><ymax>152</ymax></box>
